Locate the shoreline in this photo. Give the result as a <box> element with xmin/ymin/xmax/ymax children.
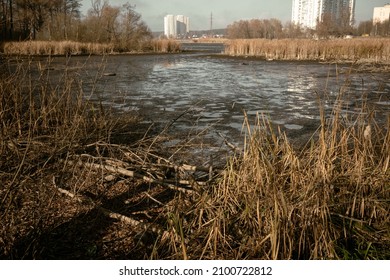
<box><xmin>2</xmin><ymin>38</ymin><xmax>390</xmax><ymax>72</ymax></box>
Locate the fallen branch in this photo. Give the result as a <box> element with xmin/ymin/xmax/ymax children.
<box><xmin>53</xmin><ymin>177</ymin><xmax>165</xmax><ymax>234</ymax></box>
<box><xmin>61</xmin><ymin>158</ymin><xmax>197</xmax><ymax>195</ymax></box>
<box><xmin>137</xmin><ymin>152</ymin><xmax>222</xmax><ymax>179</ymax></box>
<box><xmin>56</xmin><ymin>187</ymin><xmax>83</xmax><ymax>203</ymax></box>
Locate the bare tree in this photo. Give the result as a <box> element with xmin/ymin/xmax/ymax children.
<box><xmin>1</xmin><ymin>0</ymin><xmax>153</xmax><ymax>51</ymax></box>
<box><xmin>117</xmin><ymin>3</ymin><xmax>151</xmax><ymax>50</ymax></box>
<box><xmin>284</xmin><ymin>21</ymin><xmax>304</xmax><ymax>38</ymax></box>
<box><xmin>227</xmin><ymin>18</ymin><xmax>284</xmax><ymax>39</ymax></box>
<box><xmin>373</xmin><ymin>20</ymin><xmax>390</xmax><ymax>36</ymax></box>
<box><xmin>316</xmin><ymin>13</ymin><xmax>334</xmax><ymax>38</ymax></box>
<box><xmin>356</xmin><ymin>20</ymin><xmax>373</xmax><ymax>36</ymax></box>
<box><xmin>0</xmin><ymin>0</ymin><xmax>14</xmax><ymax>40</ymax></box>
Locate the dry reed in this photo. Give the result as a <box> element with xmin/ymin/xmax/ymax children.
<box><xmin>148</xmin><ymin>39</ymin><xmax>181</xmax><ymax>53</ymax></box>
<box><xmin>0</xmin><ymin>57</ymin><xmax>114</xmax><ymax>257</ymax></box>
<box><xmin>3</xmin><ymin>40</ymin><xmax>115</xmax><ymax>56</ymax></box>
<box><xmin>164</xmin><ymin>93</ymin><xmax>390</xmax><ymax>259</ymax></box>
<box><xmin>2</xmin><ymin>39</ymin><xmax>181</xmax><ymax>56</ymax></box>
<box><xmin>225</xmin><ymin>38</ymin><xmax>390</xmax><ymax>63</ymax></box>
<box><xmin>157</xmin><ymin>92</ymin><xmax>390</xmax><ymax>259</ymax></box>
<box><xmin>1</xmin><ymin>56</ymin><xmax>388</xmax><ymax>260</ymax></box>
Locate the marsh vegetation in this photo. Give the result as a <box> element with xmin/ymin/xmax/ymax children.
<box><xmin>224</xmin><ymin>38</ymin><xmax>390</xmax><ymax>63</ymax></box>
<box><xmin>1</xmin><ymin>0</ymin><xmax>389</xmax><ymax>260</ymax></box>
<box><xmin>2</xmin><ymin>39</ymin><xmax>181</xmax><ymax>56</ymax></box>
<box><xmin>0</xmin><ymin>53</ymin><xmax>388</xmax><ymax>259</ymax></box>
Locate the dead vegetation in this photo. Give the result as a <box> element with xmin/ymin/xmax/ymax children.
<box><xmin>224</xmin><ymin>38</ymin><xmax>390</xmax><ymax>63</ymax></box>
<box><xmin>0</xmin><ymin>57</ymin><xmax>389</xmax><ymax>260</ymax></box>
<box><xmin>2</xmin><ymin>39</ymin><xmax>181</xmax><ymax>56</ymax></box>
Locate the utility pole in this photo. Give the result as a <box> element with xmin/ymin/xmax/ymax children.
<box><xmin>210</xmin><ymin>12</ymin><xmax>213</xmax><ymax>37</ymax></box>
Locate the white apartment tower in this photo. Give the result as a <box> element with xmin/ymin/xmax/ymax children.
<box><xmin>164</xmin><ymin>15</ymin><xmax>176</xmax><ymax>38</ymax></box>
<box><xmin>164</xmin><ymin>15</ymin><xmax>190</xmax><ymax>38</ymax></box>
<box><xmin>373</xmin><ymin>4</ymin><xmax>390</xmax><ymax>24</ymax></box>
<box><xmin>292</xmin><ymin>0</ymin><xmax>321</xmax><ymax>29</ymax></box>
<box><xmin>292</xmin><ymin>0</ymin><xmax>355</xmax><ymax>29</ymax></box>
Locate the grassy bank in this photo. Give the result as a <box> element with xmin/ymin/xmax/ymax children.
<box><xmin>0</xmin><ymin>58</ymin><xmax>389</xmax><ymax>259</ymax></box>
<box><xmin>2</xmin><ymin>39</ymin><xmax>181</xmax><ymax>56</ymax></box>
<box><xmin>224</xmin><ymin>38</ymin><xmax>390</xmax><ymax>63</ymax></box>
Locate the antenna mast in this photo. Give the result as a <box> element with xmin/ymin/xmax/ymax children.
<box><xmin>210</xmin><ymin>12</ymin><xmax>213</xmax><ymax>37</ymax></box>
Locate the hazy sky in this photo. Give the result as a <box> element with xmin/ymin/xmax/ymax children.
<box><xmin>80</xmin><ymin>0</ymin><xmax>389</xmax><ymax>31</ymax></box>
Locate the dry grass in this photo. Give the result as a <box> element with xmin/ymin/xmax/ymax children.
<box><xmin>0</xmin><ymin>56</ymin><xmax>182</xmax><ymax>259</ymax></box>
<box><xmin>3</xmin><ymin>41</ymin><xmax>115</xmax><ymax>56</ymax></box>
<box><xmin>2</xmin><ymin>40</ymin><xmax>181</xmax><ymax>56</ymax></box>
<box><xmin>0</xmin><ymin>57</ymin><xmax>388</xmax><ymax>260</ymax></box>
<box><xmin>162</xmin><ymin>95</ymin><xmax>390</xmax><ymax>259</ymax></box>
<box><xmin>0</xmin><ymin>57</ymin><xmax>115</xmax><ymax>257</ymax></box>
<box><xmin>148</xmin><ymin>39</ymin><xmax>181</xmax><ymax>53</ymax></box>
<box><xmin>224</xmin><ymin>38</ymin><xmax>390</xmax><ymax>63</ymax></box>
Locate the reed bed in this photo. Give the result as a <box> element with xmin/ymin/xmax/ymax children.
<box><xmin>3</xmin><ymin>40</ymin><xmax>115</xmax><ymax>56</ymax></box>
<box><xmin>148</xmin><ymin>39</ymin><xmax>181</xmax><ymax>53</ymax></box>
<box><xmin>2</xmin><ymin>39</ymin><xmax>181</xmax><ymax>56</ymax></box>
<box><xmin>225</xmin><ymin>38</ymin><xmax>390</xmax><ymax>62</ymax></box>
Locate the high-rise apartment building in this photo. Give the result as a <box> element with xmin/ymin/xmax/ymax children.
<box><xmin>292</xmin><ymin>0</ymin><xmax>355</xmax><ymax>29</ymax></box>
<box><xmin>373</xmin><ymin>4</ymin><xmax>390</xmax><ymax>24</ymax></box>
<box><xmin>164</xmin><ymin>15</ymin><xmax>176</xmax><ymax>38</ymax></box>
<box><xmin>292</xmin><ymin>0</ymin><xmax>320</xmax><ymax>28</ymax></box>
<box><xmin>164</xmin><ymin>15</ymin><xmax>190</xmax><ymax>38</ymax></box>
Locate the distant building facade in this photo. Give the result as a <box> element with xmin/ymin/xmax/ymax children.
<box><xmin>164</xmin><ymin>15</ymin><xmax>190</xmax><ymax>38</ymax></box>
<box><xmin>292</xmin><ymin>0</ymin><xmax>355</xmax><ymax>29</ymax></box>
<box><xmin>373</xmin><ymin>4</ymin><xmax>390</xmax><ymax>24</ymax></box>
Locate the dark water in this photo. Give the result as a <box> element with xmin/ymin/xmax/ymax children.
<box><xmin>23</xmin><ymin>49</ymin><xmax>390</xmax><ymax>163</ymax></box>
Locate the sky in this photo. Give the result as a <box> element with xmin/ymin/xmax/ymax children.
<box><xmin>80</xmin><ymin>0</ymin><xmax>390</xmax><ymax>31</ymax></box>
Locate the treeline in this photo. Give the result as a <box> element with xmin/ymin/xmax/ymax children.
<box><xmin>1</xmin><ymin>0</ymin><xmax>82</xmax><ymax>40</ymax></box>
<box><xmin>357</xmin><ymin>20</ymin><xmax>390</xmax><ymax>37</ymax></box>
<box><xmin>227</xmin><ymin>18</ymin><xmax>390</xmax><ymax>39</ymax></box>
<box><xmin>1</xmin><ymin>0</ymin><xmax>153</xmax><ymax>51</ymax></box>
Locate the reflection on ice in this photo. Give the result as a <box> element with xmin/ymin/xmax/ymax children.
<box><xmin>287</xmin><ymin>73</ymin><xmax>318</xmax><ymax>94</ymax></box>
<box><xmin>44</xmin><ymin>54</ymin><xmax>390</xmax><ymax>148</ymax></box>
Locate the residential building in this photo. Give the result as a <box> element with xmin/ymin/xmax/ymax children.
<box><xmin>164</xmin><ymin>15</ymin><xmax>190</xmax><ymax>38</ymax></box>
<box><xmin>292</xmin><ymin>0</ymin><xmax>355</xmax><ymax>29</ymax></box>
<box><xmin>292</xmin><ymin>0</ymin><xmax>319</xmax><ymax>29</ymax></box>
<box><xmin>373</xmin><ymin>4</ymin><xmax>390</xmax><ymax>24</ymax></box>
<box><xmin>164</xmin><ymin>15</ymin><xmax>176</xmax><ymax>38</ymax></box>
<box><xmin>176</xmin><ymin>15</ymin><xmax>190</xmax><ymax>36</ymax></box>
